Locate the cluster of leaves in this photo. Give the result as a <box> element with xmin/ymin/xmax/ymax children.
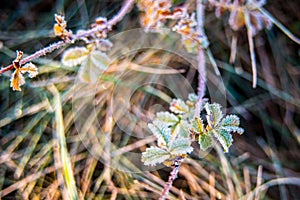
<box><xmin>137</xmin><ymin>0</ymin><xmax>186</xmax><ymax>32</ymax></box>
<box><xmin>54</xmin><ymin>14</ymin><xmax>73</xmax><ymax>42</ymax></box>
<box><xmin>137</xmin><ymin>0</ymin><xmax>208</xmax><ymax>53</ymax></box>
<box><xmin>142</xmin><ymin>94</ymin><xmax>244</xmax><ymax>166</ymax></box>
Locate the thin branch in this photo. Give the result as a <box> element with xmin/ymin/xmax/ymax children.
<box><xmin>194</xmin><ymin>0</ymin><xmax>206</xmax><ymax>118</ymax></box>
<box><xmin>159</xmin><ymin>165</ymin><xmax>181</xmax><ymax>200</ymax></box>
<box><xmin>0</xmin><ymin>0</ymin><xmax>135</xmax><ymax>75</ymax></box>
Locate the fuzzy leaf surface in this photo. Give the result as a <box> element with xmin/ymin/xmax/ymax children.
<box><xmin>148</xmin><ymin>120</ymin><xmax>171</xmax><ymax>147</ymax></box>
<box><xmin>141</xmin><ymin>147</ymin><xmax>170</xmax><ymax>166</ymax></box>
<box><xmin>156</xmin><ymin>111</ymin><xmax>179</xmax><ymax>126</ymax></box>
<box><xmin>212</xmin><ymin>129</ymin><xmax>233</xmax><ymax>153</ymax></box>
<box><xmin>199</xmin><ymin>133</ymin><xmax>213</xmax><ymax>151</ymax></box>
<box><xmin>170</xmin><ymin>99</ymin><xmax>189</xmax><ymax>114</ymax></box>
<box><xmin>79</xmin><ymin>50</ymin><xmax>110</xmax><ymax>82</ymax></box>
<box><xmin>205</xmin><ymin>103</ymin><xmax>223</xmax><ymax>128</ymax></box>
<box><xmin>169</xmin><ymin>138</ymin><xmax>193</xmax><ymax>155</ymax></box>
<box><xmin>62</xmin><ymin>47</ymin><xmax>89</xmax><ymax>67</ymax></box>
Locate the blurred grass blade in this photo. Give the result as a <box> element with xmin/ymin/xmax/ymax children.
<box><xmin>242</xmin><ymin>178</ymin><xmax>300</xmax><ymax>200</ymax></box>
<box><xmin>206</xmin><ymin>48</ymin><xmax>220</xmax><ymax>76</ymax></box>
<box><xmin>49</xmin><ymin>85</ymin><xmax>78</xmax><ymax>200</ymax></box>
<box><xmin>258</xmin><ymin>7</ymin><xmax>300</xmax><ymax>44</ymax></box>
<box><xmin>244</xmin><ymin>10</ymin><xmax>257</xmax><ymax>88</ymax></box>
<box><xmin>14</xmin><ymin>116</ymin><xmax>50</xmax><ymax>179</ymax></box>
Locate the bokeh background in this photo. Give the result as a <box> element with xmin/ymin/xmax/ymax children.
<box><xmin>0</xmin><ymin>0</ymin><xmax>299</xmax><ymax>199</ymax></box>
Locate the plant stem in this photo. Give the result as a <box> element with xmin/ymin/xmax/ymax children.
<box><xmin>159</xmin><ymin>164</ymin><xmax>180</xmax><ymax>200</ymax></box>
<box><xmin>195</xmin><ymin>0</ymin><xmax>207</xmax><ymax>118</ymax></box>
<box><xmin>0</xmin><ymin>0</ymin><xmax>135</xmax><ymax>75</ymax></box>
<box><xmin>160</xmin><ymin>2</ymin><xmax>208</xmax><ymax>199</ymax></box>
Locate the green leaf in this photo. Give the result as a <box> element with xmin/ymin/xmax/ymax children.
<box><xmin>205</xmin><ymin>103</ymin><xmax>223</xmax><ymax>128</ymax></box>
<box><xmin>148</xmin><ymin>120</ymin><xmax>171</xmax><ymax>147</ymax></box>
<box><xmin>188</xmin><ymin>93</ymin><xmax>198</xmax><ymax>103</ymax></box>
<box><xmin>141</xmin><ymin>147</ymin><xmax>170</xmax><ymax>166</ymax></box>
<box><xmin>156</xmin><ymin>111</ymin><xmax>179</xmax><ymax>126</ymax></box>
<box><xmin>199</xmin><ymin>133</ymin><xmax>213</xmax><ymax>151</ymax></box>
<box><xmin>191</xmin><ymin>117</ymin><xmax>204</xmax><ymax>134</ymax></box>
<box><xmin>78</xmin><ymin>50</ymin><xmax>110</xmax><ymax>82</ymax></box>
<box><xmin>170</xmin><ymin>99</ymin><xmax>189</xmax><ymax>114</ymax></box>
<box><xmin>61</xmin><ymin>47</ymin><xmax>90</xmax><ymax>67</ymax></box>
<box><xmin>172</xmin><ymin>120</ymin><xmax>190</xmax><ymax>138</ymax></box>
<box><xmin>221</xmin><ymin>114</ymin><xmax>240</xmax><ymax>126</ymax></box>
<box><xmin>212</xmin><ymin>129</ymin><xmax>233</xmax><ymax>153</ymax></box>
<box><xmin>221</xmin><ymin>126</ymin><xmax>244</xmax><ymax>135</ymax></box>
<box><xmin>221</xmin><ymin>115</ymin><xmax>244</xmax><ymax>134</ymax></box>
<box><xmin>169</xmin><ymin>138</ymin><xmax>193</xmax><ymax>155</ymax></box>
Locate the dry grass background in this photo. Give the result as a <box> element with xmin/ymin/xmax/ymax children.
<box><xmin>0</xmin><ymin>0</ymin><xmax>300</xmax><ymax>199</ymax></box>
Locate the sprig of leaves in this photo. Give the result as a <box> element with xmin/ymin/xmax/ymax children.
<box><xmin>142</xmin><ymin>94</ymin><xmax>244</xmax><ymax>166</ymax></box>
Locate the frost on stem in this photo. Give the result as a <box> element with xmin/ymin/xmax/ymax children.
<box><xmin>10</xmin><ymin>51</ymin><xmax>38</xmax><ymax>91</ymax></box>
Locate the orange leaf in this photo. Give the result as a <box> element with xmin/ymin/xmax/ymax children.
<box><xmin>10</xmin><ymin>69</ymin><xmax>25</xmax><ymax>91</ymax></box>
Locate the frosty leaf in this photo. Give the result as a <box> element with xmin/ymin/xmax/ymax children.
<box><xmin>141</xmin><ymin>147</ymin><xmax>170</xmax><ymax>166</ymax></box>
<box><xmin>186</xmin><ymin>93</ymin><xmax>199</xmax><ymax>108</ymax></box>
<box><xmin>199</xmin><ymin>133</ymin><xmax>213</xmax><ymax>151</ymax></box>
<box><xmin>90</xmin><ymin>50</ymin><xmax>110</xmax><ymax>70</ymax></box>
<box><xmin>205</xmin><ymin>103</ymin><xmax>223</xmax><ymax>128</ymax></box>
<box><xmin>20</xmin><ymin>62</ymin><xmax>38</xmax><ymax>78</ymax></box>
<box><xmin>156</xmin><ymin>111</ymin><xmax>179</xmax><ymax>126</ymax></box>
<box><xmin>188</xmin><ymin>93</ymin><xmax>198</xmax><ymax>103</ymax></box>
<box><xmin>173</xmin><ymin>120</ymin><xmax>190</xmax><ymax>138</ymax></box>
<box><xmin>148</xmin><ymin>120</ymin><xmax>171</xmax><ymax>147</ymax></box>
<box><xmin>169</xmin><ymin>138</ymin><xmax>193</xmax><ymax>155</ymax></box>
<box><xmin>221</xmin><ymin>114</ymin><xmax>240</xmax><ymax>126</ymax></box>
<box><xmin>212</xmin><ymin>129</ymin><xmax>233</xmax><ymax>153</ymax></box>
<box><xmin>78</xmin><ymin>50</ymin><xmax>110</xmax><ymax>83</ymax></box>
<box><xmin>221</xmin><ymin>115</ymin><xmax>244</xmax><ymax>134</ymax></box>
<box><xmin>170</xmin><ymin>98</ymin><xmax>189</xmax><ymax>114</ymax></box>
<box><xmin>10</xmin><ymin>70</ymin><xmax>25</xmax><ymax>91</ymax></box>
<box><xmin>61</xmin><ymin>47</ymin><xmax>90</xmax><ymax>67</ymax></box>
<box><xmin>222</xmin><ymin>126</ymin><xmax>244</xmax><ymax>135</ymax></box>
<box><xmin>191</xmin><ymin>117</ymin><xmax>204</xmax><ymax>134</ymax></box>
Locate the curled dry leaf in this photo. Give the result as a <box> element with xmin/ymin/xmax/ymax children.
<box><xmin>10</xmin><ymin>51</ymin><xmax>38</xmax><ymax>91</ymax></box>
<box><xmin>54</xmin><ymin>14</ymin><xmax>72</xmax><ymax>42</ymax></box>
<box><xmin>10</xmin><ymin>62</ymin><xmax>38</xmax><ymax>91</ymax></box>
